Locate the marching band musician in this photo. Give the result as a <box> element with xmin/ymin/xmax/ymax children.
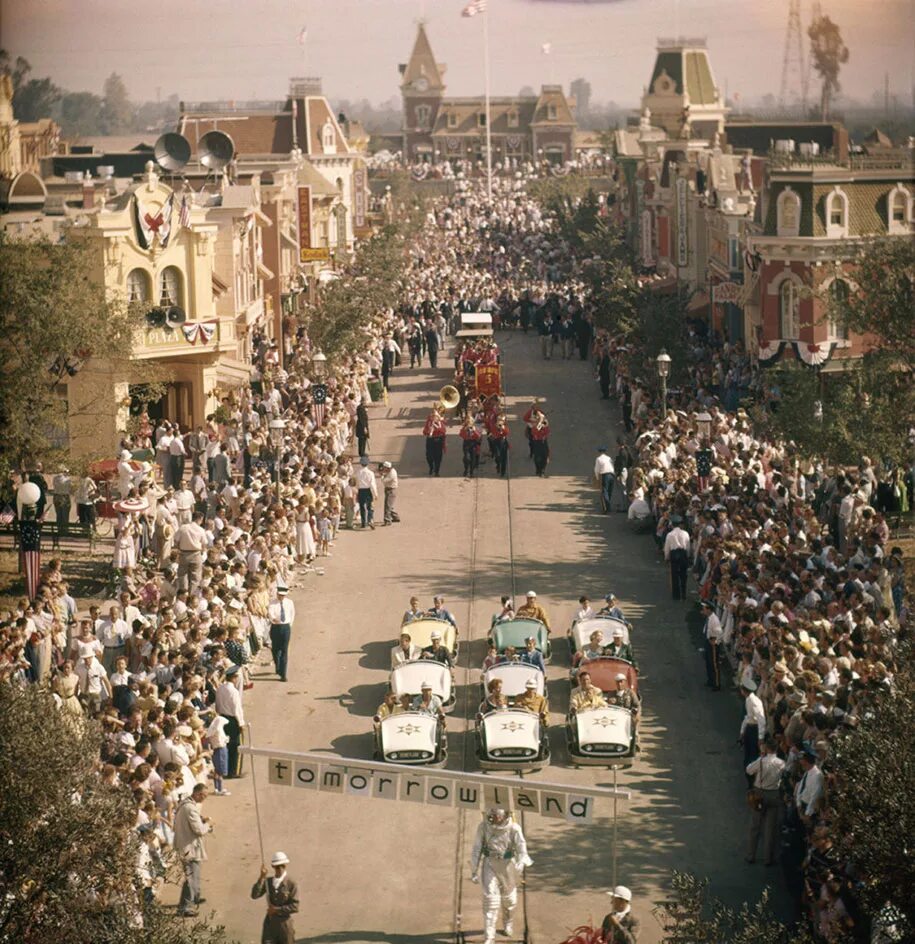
<box><xmin>490</xmin><ymin>415</ymin><xmax>510</xmax><ymax>478</ymax></box>
<box><xmin>460</xmin><ymin>414</ymin><xmax>483</xmax><ymax>478</ymax></box>
<box><xmin>422</xmin><ymin>405</ymin><xmax>447</xmax><ymax>477</ymax></box>
<box><xmin>524</xmin><ymin>405</ymin><xmax>550</xmax><ymax>477</ymax></box>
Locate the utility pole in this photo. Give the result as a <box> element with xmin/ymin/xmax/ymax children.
<box><xmin>779</xmin><ymin>0</ymin><xmax>808</xmax><ymax>115</ymax></box>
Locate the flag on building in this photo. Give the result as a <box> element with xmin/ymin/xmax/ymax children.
<box><xmin>19</xmin><ymin>518</ymin><xmax>42</xmax><ymax>601</ymax></box>
<box><xmin>297</xmin><ymin>27</ymin><xmax>308</xmax><ymax>45</ymax></box>
<box><xmin>311</xmin><ymin>383</ymin><xmax>328</xmax><ymax>427</ymax></box>
<box><xmin>461</xmin><ymin>0</ymin><xmax>486</xmax><ymax>17</ymax></box>
<box><xmin>179</xmin><ymin>194</ymin><xmax>191</xmax><ymax>229</ymax></box>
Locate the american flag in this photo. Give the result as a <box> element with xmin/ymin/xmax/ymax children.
<box><xmin>179</xmin><ymin>195</ymin><xmax>191</xmax><ymax>229</ymax></box>
<box><xmin>312</xmin><ymin>383</ymin><xmax>328</xmax><ymax>427</ymax></box>
<box><xmin>19</xmin><ymin>518</ymin><xmax>42</xmax><ymax>601</ymax></box>
<box><xmin>462</xmin><ymin>0</ymin><xmax>486</xmax><ymax>16</ymax></box>
<box><xmin>297</xmin><ymin>26</ymin><xmax>308</xmax><ymax>46</ymax></box>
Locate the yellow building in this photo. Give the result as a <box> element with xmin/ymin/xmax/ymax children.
<box><xmin>66</xmin><ymin>162</ymin><xmax>251</xmax><ymax>456</ymax></box>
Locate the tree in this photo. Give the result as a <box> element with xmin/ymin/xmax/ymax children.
<box><xmin>0</xmin><ymin>235</ymin><xmax>158</xmax><ymax>468</ymax></box>
<box><xmin>827</xmin><ymin>649</ymin><xmax>915</xmax><ymax>938</ymax></box>
<box><xmin>0</xmin><ymin>684</ymin><xmax>233</xmax><ymax>944</ymax></box>
<box><xmin>654</xmin><ymin>872</ymin><xmax>814</xmax><ymax>944</ymax></box>
<box><xmin>0</xmin><ymin>49</ymin><xmax>33</xmax><ymax>92</ymax></box>
<box><xmin>59</xmin><ymin>90</ymin><xmax>105</xmax><ymax>136</ymax></box>
<box><xmin>14</xmin><ymin>77</ymin><xmax>63</xmax><ymax>121</ymax></box>
<box><xmin>808</xmin><ymin>15</ymin><xmax>849</xmax><ymax>120</ymax></box>
<box><xmin>102</xmin><ymin>72</ymin><xmax>134</xmax><ymax>134</ymax></box>
<box><xmin>570</xmin><ymin>77</ymin><xmax>592</xmax><ymax>122</ymax></box>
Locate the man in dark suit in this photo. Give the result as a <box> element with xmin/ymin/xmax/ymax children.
<box><xmin>251</xmin><ymin>851</ymin><xmax>299</xmax><ymax>944</ymax></box>
<box><xmin>425</xmin><ymin>323</ymin><xmax>440</xmax><ymax>368</ymax></box>
<box><xmin>601</xmin><ymin>885</ymin><xmax>640</xmax><ymax>942</ymax></box>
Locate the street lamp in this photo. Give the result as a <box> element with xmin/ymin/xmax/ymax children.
<box><xmin>656</xmin><ymin>349</ymin><xmax>671</xmax><ymax>419</ymax></box>
<box><xmin>312</xmin><ymin>350</ymin><xmax>327</xmax><ymax>378</ymax></box>
<box><xmin>268</xmin><ymin>418</ymin><xmax>286</xmax><ymax>490</ymax></box>
<box><xmin>695</xmin><ymin>411</ymin><xmax>712</xmax><ymax>442</ymax></box>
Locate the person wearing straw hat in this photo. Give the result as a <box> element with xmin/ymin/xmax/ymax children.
<box><xmin>251</xmin><ymin>851</ymin><xmax>299</xmax><ymax>944</ymax></box>
<box><xmin>601</xmin><ymin>884</ymin><xmax>640</xmax><ymax>942</ymax></box>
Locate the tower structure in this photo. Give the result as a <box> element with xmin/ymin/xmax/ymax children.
<box><xmin>779</xmin><ymin>0</ymin><xmax>809</xmax><ymax>114</ymax></box>
<box><xmin>398</xmin><ymin>23</ymin><xmax>446</xmax><ymax>161</ymax></box>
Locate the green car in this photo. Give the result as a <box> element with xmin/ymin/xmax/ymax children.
<box><xmin>489</xmin><ymin>617</ymin><xmax>552</xmax><ymax>663</ymax></box>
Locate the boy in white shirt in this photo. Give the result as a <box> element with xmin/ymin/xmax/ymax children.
<box><xmin>206</xmin><ymin>715</ymin><xmax>231</xmax><ymax>796</ymax></box>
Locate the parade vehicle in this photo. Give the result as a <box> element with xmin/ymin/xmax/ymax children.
<box><xmin>567</xmin><ymin>705</ymin><xmax>636</xmax><ymax>768</ymax></box>
<box><xmin>475</xmin><ymin>708</ymin><xmax>550</xmax><ymax>773</ymax></box>
<box><xmin>389</xmin><ymin>659</ymin><xmax>456</xmax><ymax>713</ymax></box>
<box><xmin>489</xmin><ymin>617</ymin><xmax>552</xmax><ymax>663</ymax></box>
<box><xmin>373</xmin><ymin>710</ymin><xmax>447</xmax><ymax>766</ymax></box>
<box><xmin>479</xmin><ymin>662</ymin><xmax>548</xmax><ymax>707</ymax></box>
<box><xmin>455</xmin><ymin>312</ymin><xmax>493</xmax><ymax>339</ymax></box>
<box><xmin>568</xmin><ymin>615</ymin><xmax>630</xmax><ymax>660</ymax></box>
<box><xmin>402</xmin><ymin>616</ymin><xmax>458</xmax><ymax>661</ymax></box>
<box><xmin>566</xmin><ymin>657</ymin><xmax>640</xmax><ymax>768</ymax></box>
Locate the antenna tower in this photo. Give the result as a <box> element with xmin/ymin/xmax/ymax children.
<box><xmin>779</xmin><ymin>0</ymin><xmax>808</xmax><ymax>114</ymax></box>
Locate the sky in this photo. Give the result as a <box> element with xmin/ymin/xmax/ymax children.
<box><xmin>2</xmin><ymin>0</ymin><xmax>913</xmax><ymax>107</ymax></box>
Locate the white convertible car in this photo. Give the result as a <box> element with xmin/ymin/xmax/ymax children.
<box><xmin>566</xmin><ymin>705</ymin><xmax>635</xmax><ymax>768</ymax></box>
<box><xmin>390</xmin><ymin>659</ymin><xmax>455</xmax><ymax>712</ymax></box>
<box><xmin>374</xmin><ymin>710</ymin><xmax>447</xmax><ymax>766</ymax></box>
<box><xmin>475</xmin><ymin>707</ymin><xmax>550</xmax><ymax>773</ymax></box>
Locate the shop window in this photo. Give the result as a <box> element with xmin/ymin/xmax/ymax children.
<box><xmin>779</xmin><ymin>279</ymin><xmax>800</xmax><ymax>340</ymax></box>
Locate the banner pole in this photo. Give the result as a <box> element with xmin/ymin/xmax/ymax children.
<box><xmin>246</xmin><ymin>723</ymin><xmax>267</xmax><ymax>866</ymax></box>
<box><xmin>483</xmin><ymin>3</ymin><xmax>493</xmax><ymax>201</ymax></box>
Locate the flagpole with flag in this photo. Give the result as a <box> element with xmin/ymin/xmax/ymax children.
<box><xmin>462</xmin><ymin>0</ymin><xmax>492</xmax><ymax>200</ymax></box>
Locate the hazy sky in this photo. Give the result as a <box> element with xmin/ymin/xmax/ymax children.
<box><xmin>2</xmin><ymin>0</ymin><xmax>912</xmax><ymax>107</ymax></box>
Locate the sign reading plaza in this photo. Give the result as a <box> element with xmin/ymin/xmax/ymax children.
<box><xmin>245</xmin><ymin>748</ymin><xmax>630</xmax><ymax>825</ymax></box>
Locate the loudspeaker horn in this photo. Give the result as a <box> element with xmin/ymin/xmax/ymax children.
<box><xmin>154</xmin><ymin>133</ymin><xmax>191</xmax><ymax>173</ymax></box>
<box><xmin>198</xmin><ymin>130</ymin><xmax>235</xmax><ymax>171</ymax></box>
<box><xmin>146</xmin><ymin>307</ymin><xmax>167</xmax><ymax>328</ymax></box>
<box><xmin>438</xmin><ymin>385</ymin><xmax>461</xmax><ymax>411</ymax></box>
<box><xmin>166</xmin><ymin>306</ymin><xmax>187</xmax><ymax>327</ymax></box>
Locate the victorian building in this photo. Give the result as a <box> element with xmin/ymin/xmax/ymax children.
<box><xmin>399</xmin><ymin>24</ymin><xmax>577</xmax><ymax>165</ymax></box>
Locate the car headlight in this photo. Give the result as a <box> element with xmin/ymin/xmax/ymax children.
<box><xmin>583</xmin><ymin>744</ymin><xmax>592</xmax><ymax>752</ymax></box>
<box><xmin>492</xmin><ymin>749</ymin><xmax>501</xmax><ymax>757</ymax></box>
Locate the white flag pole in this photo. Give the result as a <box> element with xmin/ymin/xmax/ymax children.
<box><xmin>482</xmin><ymin>3</ymin><xmax>493</xmax><ymax>201</ymax></box>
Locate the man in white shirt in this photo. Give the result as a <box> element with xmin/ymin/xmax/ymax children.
<box><xmin>51</xmin><ymin>468</ymin><xmax>73</xmax><ymax>533</ymax></box>
<box><xmin>381</xmin><ymin>461</ymin><xmax>399</xmax><ymax>525</ymax></box>
<box><xmin>739</xmin><ymin>680</ymin><xmax>767</xmax><ymax>777</ymax></box>
<box><xmin>215</xmin><ymin>665</ymin><xmax>245</xmax><ymax>779</ymax></box>
<box><xmin>745</xmin><ymin>735</ymin><xmax>786</xmax><ymax>865</ymax></box>
<box><xmin>354</xmin><ymin>457</ymin><xmax>378</xmax><ymax>530</ymax></box>
<box><xmin>794</xmin><ymin>748</ymin><xmax>824</xmax><ymax>823</ymax></box>
<box><xmin>701</xmin><ymin>600</ymin><xmax>722</xmax><ymax>690</ymax></box>
<box><xmin>663</xmin><ymin>515</ymin><xmax>692</xmax><ymax>600</ymax></box>
<box><xmin>169</xmin><ymin>431</ymin><xmax>187</xmax><ymax>489</ymax></box>
<box><xmin>391</xmin><ymin>630</ymin><xmax>421</xmax><ymax>669</ymax></box>
<box><xmin>175</xmin><ymin>512</ymin><xmax>208</xmax><ymax>594</ymax></box>
<box><xmin>99</xmin><ymin>604</ymin><xmax>130</xmax><ymax>673</ymax></box>
<box><xmin>174</xmin><ymin>480</ymin><xmax>195</xmax><ymax>525</ymax></box>
<box><xmin>268</xmin><ymin>584</ymin><xmax>296</xmax><ymax>682</ymax></box>
<box><xmin>593</xmin><ymin>447</ymin><xmax>615</xmax><ymax>514</ymax></box>
<box><xmin>76</xmin><ymin>653</ymin><xmax>111</xmax><ymax>713</ymax></box>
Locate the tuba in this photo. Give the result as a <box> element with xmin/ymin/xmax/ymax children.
<box><xmin>438</xmin><ymin>385</ymin><xmax>461</xmax><ymax>411</ymax></box>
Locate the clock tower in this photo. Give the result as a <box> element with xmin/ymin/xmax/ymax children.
<box><xmin>398</xmin><ymin>23</ymin><xmax>446</xmax><ymax>161</ymax></box>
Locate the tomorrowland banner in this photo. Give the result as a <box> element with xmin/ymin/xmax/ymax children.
<box><xmin>245</xmin><ymin>748</ymin><xmax>630</xmax><ymax>824</ymax></box>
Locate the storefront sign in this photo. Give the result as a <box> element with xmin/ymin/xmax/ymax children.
<box><xmin>712</xmin><ymin>281</ymin><xmax>742</xmax><ymax>304</ymax></box>
<box><xmin>676</xmin><ymin>177</ymin><xmax>688</xmax><ymax>268</ymax></box>
<box><xmin>353</xmin><ymin>167</ymin><xmax>367</xmax><ymax>229</ymax></box>
<box><xmin>297</xmin><ymin>186</ymin><xmax>312</xmax><ymax>262</ymax></box>
<box><xmin>299</xmin><ymin>247</ymin><xmax>330</xmax><ymax>262</ymax></box>
<box><xmin>640</xmin><ymin>209</ymin><xmax>653</xmax><ymax>266</ymax></box>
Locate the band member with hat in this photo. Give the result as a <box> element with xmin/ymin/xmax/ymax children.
<box><xmin>524</xmin><ymin>405</ymin><xmax>550</xmax><ymax>477</ymax></box>
<box><xmin>460</xmin><ymin>414</ymin><xmax>483</xmax><ymax>478</ymax></box>
<box><xmin>423</xmin><ymin>406</ymin><xmax>447</xmax><ymax>477</ymax></box>
<box><xmin>251</xmin><ymin>851</ymin><xmax>299</xmax><ymax>944</ymax></box>
<box><xmin>490</xmin><ymin>414</ymin><xmax>510</xmax><ymax>477</ymax></box>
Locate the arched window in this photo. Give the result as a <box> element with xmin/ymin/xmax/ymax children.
<box><xmin>126</xmin><ymin>268</ymin><xmax>151</xmax><ymax>304</ymax></box>
<box><xmin>158</xmin><ymin>266</ymin><xmax>182</xmax><ymax>306</ymax></box>
<box><xmin>825</xmin><ymin>186</ymin><xmax>848</xmax><ymax>238</ymax></box>
<box><xmin>776</xmin><ymin>186</ymin><xmax>801</xmax><ymax>237</ymax></box>
<box><xmin>321</xmin><ymin>121</ymin><xmax>336</xmax><ymax>154</ymax></box>
<box><xmin>779</xmin><ymin>279</ymin><xmax>800</xmax><ymax>340</ymax></box>
<box><xmin>827</xmin><ymin>279</ymin><xmax>850</xmax><ymax>341</ymax></box>
<box><xmin>887</xmin><ymin>184</ymin><xmax>912</xmax><ymax>235</ymax></box>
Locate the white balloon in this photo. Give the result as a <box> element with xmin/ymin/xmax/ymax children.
<box><xmin>18</xmin><ymin>482</ymin><xmax>41</xmax><ymax>505</ymax></box>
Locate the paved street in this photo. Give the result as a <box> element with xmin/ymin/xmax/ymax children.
<box><xmin>202</xmin><ymin>331</ymin><xmax>787</xmax><ymax>943</ymax></box>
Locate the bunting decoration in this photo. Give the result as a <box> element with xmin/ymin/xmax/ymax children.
<box><xmin>757</xmin><ymin>339</ymin><xmax>786</xmax><ymax>365</ymax></box>
<box><xmin>793</xmin><ymin>341</ymin><xmax>836</xmax><ymax>367</ymax></box>
<box><xmin>181</xmin><ymin>321</ymin><xmax>218</xmax><ymax>345</ymax></box>
<box><xmin>134</xmin><ymin>193</ymin><xmax>174</xmax><ymax>250</ymax></box>
<box><xmin>311</xmin><ymin>383</ymin><xmax>328</xmax><ymax>427</ymax></box>
<box><xmin>410</xmin><ymin>164</ymin><xmax>430</xmax><ymax>182</ymax></box>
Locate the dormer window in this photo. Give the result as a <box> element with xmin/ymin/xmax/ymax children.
<box><xmin>825</xmin><ymin>186</ymin><xmax>848</xmax><ymax>238</ymax></box>
<box><xmin>508</xmin><ymin>109</ymin><xmax>519</xmax><ymax>128</ymax></box>
<box><xmin>478</xmin><ymin>112</ymin><xmax>487</xmax><ymax>128</ymax></box>
<box><xmin>776</xmin><ymin>186</ymin><xmax>801</xmax><ymax>237</ymax></box>
<box><xmin>321</xmin><ymin>121</ymin><xmax>336</xmax><ymax>154</ymax></box>
<box><xmin>448</xmin><ymin>112</ymin><xmax>458</xmax><ymax>129</ymax></box>
<box><xmin>547</xmin><ymin>103</ymin><xmax>558</xmax><ymax>121</ymax></box>
<box><xmin>887</xmin><ymin>184</ymin><xmax>912</xmax><ymax>235</ymax></box>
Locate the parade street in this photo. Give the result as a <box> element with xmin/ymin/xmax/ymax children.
<box><xmin>200</xmin><ymin>332</ymin><xmax>787</xmax><ymax>943</ymax></box>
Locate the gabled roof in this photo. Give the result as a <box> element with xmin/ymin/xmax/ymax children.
<box><xmin>648</xmin><ymin>45</ymin><xmax>719</xmax><ymax>106</ymax></box>
<box><xmin>304</xmin><ymin>97</ymin><xmax>351</xmax><ymax>155</ymax></box>
<box><xmin>400</xmin><ymin>24</ymin><xmax>446</xmax><ymax>92</ymax></box>
<box><xmin>432</xmin><ymin>97</ymin><xmax>537</xmax><ymax>135</ymax></box>
<box><xmin>531</xmin><ymin>87</ymin><xmax>575</xmax><ymax>126</ymax></box>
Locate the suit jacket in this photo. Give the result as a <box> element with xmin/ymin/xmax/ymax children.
<box><xmin>173</xmin><ymin>798</ymin><xmax>208</xmax><ymax>861</ymax></box>
<box><xmin>251</xmin><ymin>875</ymin><xmax>299</xmax><ymax>920</ymax></box>
<box><xmin>601</xmin><ymin>909</ymin><xmax>640</xmax><ymax>943</ymax></box>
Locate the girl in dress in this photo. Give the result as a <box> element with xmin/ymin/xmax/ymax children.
<box><xmin>112</xmin><ymin>522</ymin><xmax>137</xmax><ymax>571</ymax></box>
<box><xmin>316</xmin><ymin>506</ymin><xmax>331</xmax><ymax>558</ymax></box>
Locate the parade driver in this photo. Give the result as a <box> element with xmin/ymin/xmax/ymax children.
<box><xmin>470</xmin><ymin>807</ymin><xmax>533</xmax><ymax>944</ymax></box>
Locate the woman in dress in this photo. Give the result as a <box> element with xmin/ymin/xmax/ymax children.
<box><xmin>53</xmin><ymin>661</ymin><xmax>84</xmax><ymax>718</ymax></box>
<box><xmin>294</xmin><ymin>502</ymin><xmax>317</xmax><ymax>564</ymax></box>
<box><xmin>112</xmin><ymin>520</ymin><xmax>137</xmax><ymax>571</ymax></box>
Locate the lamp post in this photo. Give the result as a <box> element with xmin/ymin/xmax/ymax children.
<box><xmin>268</xmin><ymin>418</ymin><xmax>286</xmax><ymax>491</ymax></box>
<box><xmin>311</xmin><ymin>350</ymin><xmax>327</xmax><ymax>379</ymax></box>
<box><xmin>656</xmin><ymin>349</ymin><xmax>671</xmax><ymax>419</ymax></box>
<box><xmin>695</xmin><ymin>410</ymin><xmax>712</xmax><ymax>442</ymax></box>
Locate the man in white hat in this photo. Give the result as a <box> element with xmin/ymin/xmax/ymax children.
<box><xmin>605</xmin><ymin>627</ymin><xmax>636</xmax><ymax>668</ymax></box>
<box><xmin>268</xmin><ymin>584</ymin><xmax>296</xmax><ymax>682</ymax></box>
<box><xmin>420</xmin><ymin>628</ymin><xmax>453</xmax><ymax>667</ymax></box>
<box><xmin>470</xmin><ymin>807</ymin><xmax>532</xmax><ymax>944</ymax></box>
<box><xmin>251</xmin><ymin>851</ymin><xmax>299</xmax><ymax>944</ymax></box>
<box><xmin>514</xmin><ymin>676</ymin><xmax>548</xmax><ymax>721</ymax></box>
<box><xmin>601</xmin><ymin>884</ymin><xmax>640</xmax><ymax>942</ymax></box>
<box><xmin>516</xmin><ymin>591</ymin><xmax>550</xmax><ymax>632</ymax></box>
<box><xmin>411</xmin><ymin>680</ymin><xmax>444</xmax><ymax>718</ymax></box>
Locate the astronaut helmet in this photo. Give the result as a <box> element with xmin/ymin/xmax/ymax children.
<box><xmin>487</xmin><ymin>807</ymin><xmax>510</xmax><ymax>827</ymax></box>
